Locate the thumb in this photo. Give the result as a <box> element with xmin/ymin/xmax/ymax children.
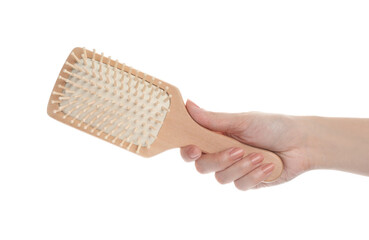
<box><xmin>186</xmin><ymin>100</ymin><xmax>246</xmax><ymax>134</ymax></box>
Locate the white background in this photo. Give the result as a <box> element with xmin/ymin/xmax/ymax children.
<box><xmin>1</xmin><ymin>1</ymin><xmax>369</xmax><ymax>239</ymax></box>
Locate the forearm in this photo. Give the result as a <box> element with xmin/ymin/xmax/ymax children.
<box><xmin>301</xmin><ymin>116</ymin><xmax>369</xmax><ymax>175</ymax></box>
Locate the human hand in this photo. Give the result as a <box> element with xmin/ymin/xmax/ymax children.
<box><xmin>181</xmin><ymin>100</ymin><xmax>312</xmax><ymax>191</ymax></box>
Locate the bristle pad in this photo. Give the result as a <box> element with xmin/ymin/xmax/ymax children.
<box><xmin>56</xmin><ymin>53</ymin><xmax>170</xmax><ymax>149</ymax></box>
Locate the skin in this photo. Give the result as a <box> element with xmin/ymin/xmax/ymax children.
<box><xmin>181</xmin><ymin>100</ymin><xmax>369</xmax><ymax>191</ymax></box>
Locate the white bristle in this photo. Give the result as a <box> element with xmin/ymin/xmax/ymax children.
<box><xmin>119</xmin><ymin>138</ymin><xmax>126</xmax><ymax>147</ymax></box>
<box><xmin>119</xmin><ymin>64</ymin><xmax>125</xmax><ymax>90</ymax></box>
<box><xmin>113</xmin><ymin>60</ymin><xmax>118</xmax><ymax>87</ymax></box>
<box><xmin>58</xmin><ymin>84</ymin><xmax>75</xmax><ymax>93</ymax></box>
<box><xmin>99</xmin><ymin>52</ymin><xmax>104</xmax><ymax>73</ymax></box>
<box><xmin>145</xmin><ymin>140</ymin><xmax>151</xmax><ymax>149</ymax></box>
<box><xmin>91</xmin><ymin>49</ymin><xmax>96</xmax><ymax>69</ymax></box>
<box><xmin>105</xmin><ymin>56</ymin><xmax>111</xmax><ymax>84</ymax></box>
<box><xmin>52</xmin><ymin>91</ymin><xmax>65</xmax><ymax>96</ymax></box>
<box><xmin>71</xmin><ymin>52</ymin><xmax>81</xmax><ymax>63</ymax></box>
<box><xmin>82</xmin><ymin>48</ymin><xmax>87</xmax><ymax>66</ymax></box>
<box><xmin>127</xmin><ymin>142</ymin><xmax>133</xmax><ymax>150</ymax></box>
<box><xmin>136</xmin><ymin>142</ymin><xmax>142</xmax><ymax>153</ymax></box>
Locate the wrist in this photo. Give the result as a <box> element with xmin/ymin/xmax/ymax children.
<box><xmin>296</xmin><ymin>116</ymin><xmax>369</xmax><ymax>174</ymax></box>
<box><xmin>295</xmin><ymin>116</ymin><xmax>329</xmax><ymax>170</ymax></box>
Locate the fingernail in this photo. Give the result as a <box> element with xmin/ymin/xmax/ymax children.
<box><xmin>250</xmin><ymin>153</ymin><xmax>263</xmax><ymax>165</ymax></box>
<box><xmin>189</xmin><ymin>148</ymin><xmax>201</xmax><ymax>159</ymax></box>
<box><xmin>229</xmin><ymin>148</ymin><xmax>244</xmax><ymax>160</ymax></box>
<box><xmin>261</xmin><ymin>163</ymin><xmax>275</xmax><ymax>175</ymax></box>
<box><xmin>187</xmin><ymin>99</ymin><xmax>200</xmax><ymax>108</ymax></box>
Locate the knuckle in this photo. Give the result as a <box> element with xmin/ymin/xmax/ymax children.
<box><xmin>216</xmin><ymin>151</ymin><xmax>231</xmax><ymax>165</ymax></box>
<box><xmin>241</xmin><ymin>158</ymin><xmax>252</xmax><ymax>169</ymax></box>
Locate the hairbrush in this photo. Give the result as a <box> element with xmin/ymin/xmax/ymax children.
<box><xmin>47</xmin><ymin>48</ymin><xmax>283</xmax><ymax>182</ymax></box>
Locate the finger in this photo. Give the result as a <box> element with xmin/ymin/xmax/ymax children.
<box><xmin>233</xmin><ymin>163</ymin><xmax>275</xmax><ymax>191</ymax></box>
<box><xmin>195</xmin><ymin>148</ymin><xmax>244</xmax><ymax>174</ymax></box>
<box><xmin>214</xmin><ymin>153</ymin><xmax>264</xmax><ymax>184</ymax></box>
<box><xmin>180</xmin><ymin>145</ymin><xmax>202</xmax><ymax>162</ymax></box>
<box><xmin>186</xmin><ymin>100</ymin><xmax>247</xmax><ymax>134</ymax></box>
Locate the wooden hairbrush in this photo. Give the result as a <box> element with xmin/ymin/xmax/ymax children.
<box><xmin>47</xmin><ymin>47</ymin><xmax>283</xmax><ymax>182</ymax></box>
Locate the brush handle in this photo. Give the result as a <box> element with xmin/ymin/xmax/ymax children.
<box><xmin>179</xmin><ymin>120</ymin><xmax>283</xmax><ymax>182</ymax></box>
<box><xmin>154</xmin><ymin>92</ymin><xmax>284</xmax><ymax>182</ymax></box>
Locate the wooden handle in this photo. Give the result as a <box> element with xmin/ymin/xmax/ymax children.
<box><xmin>142</xmin><ymin>85</ymin><xmax>283</xmax><ymax>182</ymax></box>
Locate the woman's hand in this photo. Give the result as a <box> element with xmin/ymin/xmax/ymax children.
<box><xmin>181</xmin><ymin>100</ymin><xmax>312</xmax><ymax>191</ymax></box>
<box><xmin>181</xmin><ymin>100</ymin><xmax>369</xmax><ymax>191</ymax></box>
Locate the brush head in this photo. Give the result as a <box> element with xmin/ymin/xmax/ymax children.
<box><xmin>47</xmin><ymin>47</ymin><xmax>174</xmax><ymax>155</ymax></box>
